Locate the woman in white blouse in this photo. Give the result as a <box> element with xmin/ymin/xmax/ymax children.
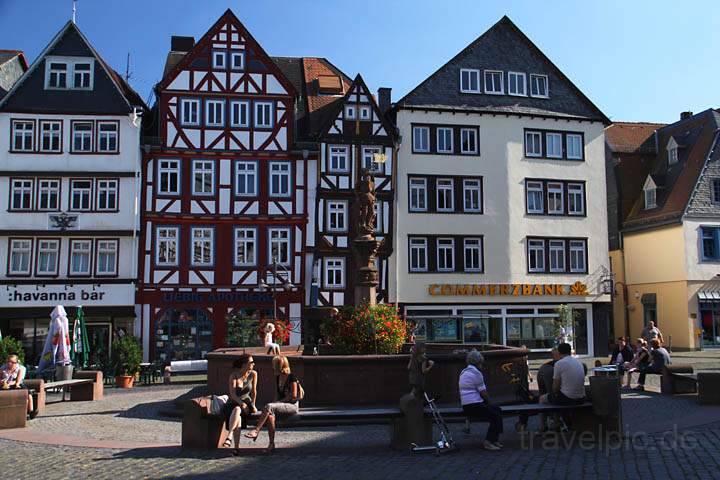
<box><xmin>458</xmin><ymin>350</ymin><xmax>503</xmax><ymax>450</ymax></box>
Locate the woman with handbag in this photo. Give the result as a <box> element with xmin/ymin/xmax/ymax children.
<box><xmin>221</xmin><ymin>354</ymin><xmax>257</xmax><ymax>455</ymax></box>
<box><xmin>244</xmin><ymin>355</ymin><xmax>302</xmax><ymax>454</ymax></box>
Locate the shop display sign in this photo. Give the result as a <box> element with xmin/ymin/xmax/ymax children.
<box><xmin>428</xmin><ymin>281</ymin><xmax>589</xmax><ymax>297</ymax></box>
<box><xmin>2</xmin><ymin>283</ymin><xmax>134</xmax><ymax>307</ymax></box>
<box><xmin>161</xmin><ymin>291</ymin><xmax>274</xmax><ymax>303</ymax></box>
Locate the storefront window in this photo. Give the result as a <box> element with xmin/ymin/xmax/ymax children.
<box><xmin>432</xmin><ymin>318</ymin><xmax>459</xmax><ymax>341</ymax></box>
<box><xmin>155</xmin><ymin>309</ymin><xmax>213</xmax><ymax>361</ymax></box>
<box><xmin>506</xmin><ymin>316</ymin><xmax>556</xmax><ymax>349</ymax></box>
<box><xmin>700</xmin><ymin>302</ymin><xmax>720</xmax><ymax>347</ymax></box>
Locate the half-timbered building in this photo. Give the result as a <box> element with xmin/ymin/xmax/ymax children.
<box><xmin>0</xmin><ymin>22</ymin><xmax>145</xmax><ymax>362</ymax></box>
<box><xmin>139</xmin><ymin>10</ymin><xmax>305</xmax><ymax>361</ymax></box>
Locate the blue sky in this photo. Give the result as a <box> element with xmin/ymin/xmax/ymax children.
<box><xmin>1</xmin><ymin>0</ymin><xmax>718</xmax><ymax>123</ymax></box>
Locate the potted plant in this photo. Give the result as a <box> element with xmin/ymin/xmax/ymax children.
<box><xmin>111</xmin><ymin>335</ymin><xmax>142</xmax><ymax>388</ymax></box>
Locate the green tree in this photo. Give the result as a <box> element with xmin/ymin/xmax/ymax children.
<box><xmin>226</xmin><ymin>314</ymin><xmax>260</xmax><ymax>348</ymax></box>
<box><xmin>0</xmin><ymin>337</ymin><xmax>25</xmax><ymax>364</ymax></box>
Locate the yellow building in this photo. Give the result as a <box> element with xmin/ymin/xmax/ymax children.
<box><xmin>606</xmin><ymin>110</ymin><xmax>720</xmax><ymax>350</ymax></box>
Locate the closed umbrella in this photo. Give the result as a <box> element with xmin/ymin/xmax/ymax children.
<box><xmin>71</xmin><ymin>306</ymin><xmax>90</xmax><ymax>369</ymax></box>
<box><xmin>38</xmin><ymin>305</ymin><xmax>71</xmax><ymax>375</ymax></box>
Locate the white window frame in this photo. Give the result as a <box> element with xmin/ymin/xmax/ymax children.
<box><xmin>409</xmin><ymin>237</ymin><xmax>428</xmax><ymax>272</ymax></box>
<box><xmin>156</xmin><ymin>227</ymin><xmax>179</xmax><ymax>266</ymax></box>
<box><xmin>96</xmin><ymin>240</ymin><xmax>118</xmax><ymax>276</ymax></box>
<box><xmin>205</xmin><ymin>99</ymin><xmax>225</xmax><ymax>127</ymax></box>
<box><xmin>71</xmin><ymin>121</ymin><xmax>93</xmax><ymax>152</ymax></box>
<box><xmin>409</xmin><ymin>178</ymin><xmax>427</xmax><ymax>212</ymax></box>
<box><xmin>459</xmin><ymin>68</ymin><xmax>481</xmax><ymax>93</ymax></box>
<box><xmin>525</xmin><ymin>131</ymin><xmax>542</xmax><ymax>157</ymax></box>
<box><xmin>230</xmin><ymin>100</ymin><xmax>250</xmax><ymax>127</ymax></box>
<box><xmin>254</xmin><ymin>101</ymin><xmax>273</xmax><ymax>128</ymax></box>
<box><xmin>344</xmin><ymin>105</ymin><xmax>356</xmax><ymax>120</ymax></box>
<box><xmin>567</xmin><ymin>183</ymin><xmax>585</xmax><ymax>216</ymax></box>
<box><xmin>412</xmin><ymin>126</ymin><xmax>430</xmax><ymax>153</ymax></box>
<box><xmin>38</xmin><ymin>179</ymin><xmax>60</xmax><ymax>211</ymax></box>
<box><xmin>96</xmin><ymin>179</ymin><xmax>118</xmax><ymax>211</ymax></box>
<box><xmin>360</xmin><ymin>106</ymin><xmax>371</xmax><ymax>120</ymax></box>
<box><xmin>10</xmin><ymin>179</ymin><xmax>33</xmax><ymax>210</ymax></box>
<box><xmin>530</xmin><ymin>74</ymin><xmax>549</xmax><ymax>98</ymax></box>
<box><xmin>361</xmin><ymin>146</ymin><xmax>383</xmax><ymax>173</ymax></box>
<box><xmin>70</xmin><ymin>179</ymin><xmax>92</xmax><ymax>211</ymax></box>
<box><xmin>644</xmin><ymin>188</ymin><xmax>657</xmax><ymax>210</ymax></box>
<box><xmin>180</xmin><ymin>98</ymin><xmax>200</xmax><ymax>126</ymax></box>
<box><xmin>12</xmin><ymin>121</ymin><xmax>34</xmax><ymax>152</ymax></box>
<box><xmin>40</xmin><ymin>120</ymin><xmax>62</xmax><ymax>153</ymax></box>
<box><xmin>548</xmin><ymin>240</ymin><xmax>566</xmax><ymax>273</ymax></box>
<box><xmin>158</xmin><ymin>159</ymin><xmax>181</xmax><ymax>195</ymax></box>
<box><xmin>547</xmin><ymin>182</ymin><xmax>564</xmax><ymax>215</ymax></box>
<box><xmin>569</xmin><ymin>240</ymin><xmax>587</xmax><ymax>273</ymax></box>
<box><xmin>328</xmin><ymin>145</ymin><xmax>349</xmax><ymax>173</ymax></box>
<box><xmin>436</xmin><ymin>127</ymin><xmax>453</xmax><ymax>153</ymax></box>
<box><xmin>191</xmin><ymin>227</ymin><xmax>214</xmax><ymax>267</ymax></box>
<box><xmin>484</xmin><ymin>70</ymin><xmax>504</xmax><ymax>94</ymax></box>
<box><xmin>528</xmin><ymin>239</ymin><xmax>546</xmax><ymax>273</ymax></box>
<box><xmin>234</xmin><ymin>227</ymin><xmax>257</xmax><ymax>267</ymax></box>
<box><xmin>212</xmin><ymin>51</ymin><xmax>226</xmax><ymax>70</ymax></box>
<box><xmin>566</xmin><ymin>134</ymin><xmax>583</xmax><ymax>160</ymax></box>
<box><xmin>437</xmin><ymin>238</ymin><xmax>455</xmax><ymax>272</ymax></box>
<box><xmin>46</xmin><ymin>60</ymin><xmax>68</xmax><ymax>89</ymax></box>
<box><xmin>508</xmin><ymin>71</ymin><xmax>527</xmax><ymax>96</ymax></box>
<box><xmin>323</xmin><ymin>257</ymin><xmax>345</xmax><ymax>289</ymax></box>
<box><xmin>268</xmin><ymin>227</ymin><xmax>291</xmax><ymax>266</ymax></box>
<box><xmin>9</xmin><ymin>239</ymin><xmax>32</xmax><ymax>275</ymax></box>
<box><xmin>460</xmin><ymin>128</ymin><xmax>478</xmax><ymax>154</ymax></box>
<box><xmin>436</xmin><ymin>178</ymin><xmax>454</xmax><ymax>212</ymax></box>
<box><xmin>526</xmin><ymin>181</ymin><xmax>544</xmax><ymax>214</ymax></box>
<box><xmin>192</xmin><ymin>160</ymin><xmax>215</xmax><ymax>196</ymax></box>
<box><xmin>44</xmin><ymin>57</ymin><xmax>95</xmax><ymax>90</ymax></box>
<box><xmin>235</xmin><ymin>160</ymin><xmax>257</xmax><ymax>197</ymax></box>
<box><xmin>72</xmin><ymin>61</ymin><xmax>92</xmax><ymax>89</ymax></box>
<box><xmin>269</xmin><ymin>161</ymin><xmax>291</xmax><ymax>197</ymax></box>
<box><xmin>69</xmin><ymin>240</ymin><xmax>92</xmax><ymax>276</ymax></box>
<box><xmin>97</xmin><ymin>122</ymin><xmax>118</xmax><ymax>153</ymax></box>
<box><xmin>36</xmin><ymin>239</ymin><xmax>60</xmax><ymax>276</ymax></box>
<box><xmin>546</xmin><ymin>132</ymin><xmax>563</xmax><ymax>158</ymax></box>
<box><xmin>230</xmin><ymin>52</ymin><xmax>245</xmax><ymax>71</ymax></box>
<box><xmin>463</xmin><ymin>238</ymin><xmax>483</xmax><ymax>272</ymax></box>
<box><xmin>668</xmin><ymin>146</ymin><xmax>679</xmax><ymax>165</ymax></box>
<box><xmin>463</xmin><ymin>179</ymin><xmax>482</xmax><ymax>213</ymax></box>
<box><xmin>326</xmin><ymin>200</ymin><xmax>348</xmax><ymax>233</ymax></box>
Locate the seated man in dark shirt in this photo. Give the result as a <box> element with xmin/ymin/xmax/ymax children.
<box><xmin>609</xmin><ymin>337</ymin><xmax>634</xmax><ymax>374</ymax></box>
<box><xmin>635</xmin><ymin>338</ymin><xmax>670</xmax><ymax>391</ymax></box>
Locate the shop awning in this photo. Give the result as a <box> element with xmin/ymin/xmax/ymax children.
<box><xmin>0</xmin><ymin>306</ymin><xmax>136</xmax><ymax>320</ymax></box>
<box><xmin>697</xmin><ymin>277</ymin><xmax>720</xmax><ymax>302</ymax></box>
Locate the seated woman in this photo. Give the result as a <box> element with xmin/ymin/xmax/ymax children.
<box><xmin>0</xmin><ymin>354</ymin><xmax>35</xmax><ymax>418</ymax></box>
<box><xmin>221</xmin><ymin>354</ymin><xmax>257</xmax><ymax>455</ymax></box>
<box><xmin>459</xmin><ymin>350</ymin><xmax>503</xmax><ymax>450</ymax></box>
<box><xmin>623</xmin><ymin>338</ymin><xmax>649</xmax><ymax>388</ymax></box>
<box><xmin>264</xmin><ymin>323</ymin><xmax>281</xmax><ymax>355</ymax></box>
<box><xmin>244</xmin><ymin>356</ymin><xmax>300</xmax><ymax>453</ymax></box>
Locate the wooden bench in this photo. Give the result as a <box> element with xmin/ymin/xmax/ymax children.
<box><xmin>43</xmin><ymin>370</ymin><xmax>103</xmax><ymax>402</ymax></box>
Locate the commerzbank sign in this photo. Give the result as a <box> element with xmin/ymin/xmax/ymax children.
<box><xmin>428</xmin><ymin>281</ymin><xmax>589</xmax><ymax>297</ymax></box>
<box><xmin>2</xmin><ymin>284</ymin><xmax>134</xmax><ymax>307</ymax></box>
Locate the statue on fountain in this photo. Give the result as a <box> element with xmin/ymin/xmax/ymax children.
<box><xmin>353</xmin><ymin>169</ymin><xmax>382</xmax><ymax>306</ymax></box>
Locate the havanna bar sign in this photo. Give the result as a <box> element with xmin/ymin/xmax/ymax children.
<box><xmin>428</xmin><ymin>281</ymin><xmax>589</xmax><ymax>297</ymax></box>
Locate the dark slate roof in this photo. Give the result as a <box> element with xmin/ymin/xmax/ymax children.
<box><xmin>0</xmin><ymin>22</ymin><xmax>146</xmax><ymax>114</ymax></box>
<box><xmin>395</xmin><ymin>16</ymin><xmax>609</xmax><ymax>123</ymax></box>
<box><xmin>622</xmin><ymin>109</ymin><xmax>720</xmax><ymax>230</ymax></box>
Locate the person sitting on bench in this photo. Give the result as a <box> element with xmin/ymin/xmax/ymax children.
<box><xmin>0</xmin><ymin>354</ymin><xmax>35</xmax><ymax>419</ymax></box>
<box><xmin>622</xmin><ymin>338</ymin><xmax>649</xmax><ymax>388</ymax></box>
<box><xmin>459</xmin><ymin>349</ymin><xmax>503</xmax><ymax>451</ymax></box>
<box><xmin>609</xmin><ymin>337</ymin><xmax>634</xmax><ymax>378</ymax></box>
<box><xmin>635</xmin><ymin>338</ymin><xmax>671</xmax><ymax>391</ymax></box>
<box><xmin>540</xmin><ymin>343</ymin><xmax>586</xmax><ymax>406</ymax></box>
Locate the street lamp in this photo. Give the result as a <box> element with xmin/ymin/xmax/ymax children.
<box><xmin>258</xmin><ymin>257</ymin><xmax>294</xmax><ymax>321</ymax></box>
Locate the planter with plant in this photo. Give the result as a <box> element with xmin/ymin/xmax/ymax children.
<box><xmin>111</xmin><ymin>335</ymin><xmax>142</xmax><ymax>388</ymax></box>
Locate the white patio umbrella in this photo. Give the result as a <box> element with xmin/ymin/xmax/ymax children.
<box><xmin>38</xmin><ymin>305</ymin><xmax>71</xmax><ymax>374</ymax></box>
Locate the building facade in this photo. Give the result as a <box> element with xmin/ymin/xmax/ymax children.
<box><xmin>0</xmin><ymin>22</ymin><xmax>145</xmax><ymax>363</ymax></box>
<box><xmin>390</xmin><ymin>16</ymin><xmax>612</xmax><ymax>356</ymax></box>
<box><xmin>607</xmin><ymin>109</ymin><xmax>720</xmax><ymax>350</ymax></box>
<box><xmin>138</xmin><ymin>11</ymin><xmax>305</xmax><ymax>361</ymax></box>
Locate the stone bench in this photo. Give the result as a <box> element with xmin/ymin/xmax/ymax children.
<box><xmin>697</xmin><ymin>372</ymin><xmax>720</xmax><ymax>405</ymax></box>
<box><xmin>0</xmin><ymin>389</ymin><xmax>29</xmax><ymax>429</ymax></box>
<box><xmin>660</xmin><ymin>365</ymin><xmax>697</xmax><ymax>394</ymax></box>
<box><xmin>43</xmin><ymin>370</ymin><xmax>103</xmax><ymax>401</ymax></box>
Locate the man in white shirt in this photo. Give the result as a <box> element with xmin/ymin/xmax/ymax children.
<box><xmin>540</xmin><ymin>343</ymin><xmax>586</xmax><ymax>405</ymax></box>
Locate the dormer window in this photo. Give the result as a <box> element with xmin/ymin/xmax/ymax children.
<box><xmin>45</xmin><ymin>57</ymin><xmax>94</xmax><ymax>90</ymax></box>
<box><xmin>484</xmin><ymin>70</ymin><xmax>504</xmax><ymax>94</ymax></box>
<box><xmin>667</xmin><ymin>138</ymin><xmax>679</xmax><ymax>165</ymax></box>
<box><xmin>530</xmin><ymin>74</ymin><xmax>549</xmax><ymax>98</ymax></box>
<box><xmin>643</xmin><ymin>175</ymin><xmax>658</xmax><ymax>210</ymax></box>
<box><xmin>460</xmin><ymin>69</ymin><xmax>480</xmax><ymax>93</ymax></box>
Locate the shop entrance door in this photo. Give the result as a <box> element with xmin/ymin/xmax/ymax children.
<box><xmin>700</xmin><ymin>302</ymin><xmax>720</xmax><ymax>347</ymax></box>
<box><xmin>86</xmin><ymin>323</ymin><xmax>112</xmax><ymax>367</ymax></box>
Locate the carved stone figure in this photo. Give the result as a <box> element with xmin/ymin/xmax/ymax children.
<box><xmin>355</xmin><ymin>169</ymin><xmax>377</xmax><ymax>239</ymax></box>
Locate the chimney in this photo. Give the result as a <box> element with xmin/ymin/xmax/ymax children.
<box><xmin>378</xmin><ymin>87</ymin><xmax>392</xmax><ymax>114</ymax></box>
<box><xmin>680</xmin><ymin>111</ymin><xmax>693</xmax><ymax>120</ymax></box>
<box><xmin>171</xmin><ymin>36</ymin><xmax>195</xmax><ymax>52</ymax></box>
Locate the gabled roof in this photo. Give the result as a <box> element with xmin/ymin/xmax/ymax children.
<box><xmin>622</xmin><ymin>109</ymin><xmax>720</xmax><ymax>230</ymax></box>
<box><xmin>395</xmin><ymin>16</ymin><xmax>609</xmax><ymax>124</ymax></box>
<box><xmin>0</xmin><ymin>21</ymin><xmax>146</xmax><ymax>113</ymax></box>
<box><xmin>157</xmin><ymin>9</ymin><xmax>296</xmax><ymax>98</ymax></box>
<box><xmin>605</xmin><ymin>121</ymin><xmax>664</xmax><ymax>154</ymax></box>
